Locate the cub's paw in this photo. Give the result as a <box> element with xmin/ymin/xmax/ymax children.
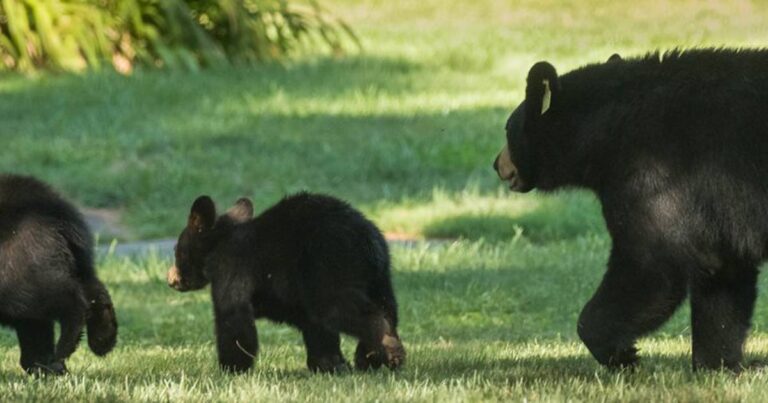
<box><xmin>606</xmin><ymin>346</ymin><xmax>639</xmax><ymax>370</ymax></box>
<box><xmin>355</xmin><ymin>335</ymin><xmax>406</xmax><ymax>371</ymax></box>
<box><xmin>26</xmin><ymin>361</ymin><xmax>68</xmax><ymax>377</ymax></box>
<box><xmin>382</xmin><ymin>334</ymin><xmax>405</xmax><ymax>370</ymax></box>
<box><xmin>743</xmin><ymin>358</ymin><xmax>768</xmax><ymax>371</ymax></box>
<box><xmin>354</xmin><ymin>343</ymin><xmax>384</xmax><ymax>371</ymax></box>
<box><xmin>308</xmin><ymin>354</ymin><xmax>350</xmax><ymax>374</ymax></box>
<box><xmin>693</xmin><ymin>357</ymin><xmax>745</xmax><ymax>373</ymax></box>
<box><xmin>87</xmin><ymin>301</ymin><xmax>118</xmax><ymax>356</ymax></box>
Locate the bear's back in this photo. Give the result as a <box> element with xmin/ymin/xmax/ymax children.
<box><xmin>564</xmin><ymin>49</ymin><xmax>768</xmax><ymax>92</ymax></box>
<box><xmin>0</xmin><ymin>174</ymin><xmax>86</xmax><ymax>231</ymax></box>
<box><xmin>234</xmin><ymin>192</ymin><xmax>388</xmax><ymax>276</ymax></box>
<box><xmin>548</xmin><ymin>49</ymin><xmax>768</xmax><ymax>167</ymax></box>
<box><xmin>259</xmin><ymin>192</ymin><xmax>375</xmax><ymax>235</ymax></box>
<box><xmin>0</xmin><ymin>174</ymin><xmax>94</xmax><ymax>279</ymax></box>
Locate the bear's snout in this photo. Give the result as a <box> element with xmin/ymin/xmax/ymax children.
<box><xmin>167</xmin><ymin>265</ymin><xmax>185</xmax><ymax>291</ymax></box>
<box><xmin>494</xmin><ymin>145</ymin><xmax>516</xmax><ymax>179</ymax></box>
<box><xmin>495</xmin><ymin>144</ymin><xmax>526</xmax><ymax>192</ymax></box>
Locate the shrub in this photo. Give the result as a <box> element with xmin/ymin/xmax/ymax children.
<box><xmin>0</xmin><ymin>0</ymin><xmax>358</xmax><ymax>72</ymax></box>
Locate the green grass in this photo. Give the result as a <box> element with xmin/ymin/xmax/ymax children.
<box><xmin>4</xmin><ymin>242</ymin><xmax>768</xmax><ymax>401</ymax></box>
<box><xmin>1</xmin><ymin>0</ymin><xmax>764</xmax><ymax>240</ymax></box>
<box><xmin>3</xmin><ymin>0</ymin><xmax>768</xmax><ymax>401</ymax></box>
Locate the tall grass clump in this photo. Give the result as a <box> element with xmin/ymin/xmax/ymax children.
<box><xmin>0</xmin><ymin>0</ymin><xmax>358</xmax><ymax>72</ymax></box>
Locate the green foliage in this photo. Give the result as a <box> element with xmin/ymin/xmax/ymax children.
<box><xmin>0</xmin><ymin>0</ymin><xmax>358</xmax><ymax>72</ymax></box>
<box><xmin>0</xmin><ymin>0</ymin><xmax>113</xmax><ymax>70</ymax></box>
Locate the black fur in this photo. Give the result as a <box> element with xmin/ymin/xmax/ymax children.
<box><xmin>0</xmin><ymin>174</ymin><xmax>117</xmax><ymax>375</ymax></box>
<box><xmin>168</xmin><ymin>192</ymin><xmax>405</xmax><ymax>373</ymax></box>
<box><xmin>494</xmin><ymin>48</ymin><xmax>768</xmax><ymax>371</ymax></box>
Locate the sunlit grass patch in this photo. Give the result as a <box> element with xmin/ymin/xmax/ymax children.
<box><xmin>373</xmin><ymin>188</ymin><xmax>604</xmax><ymax>242</ymax></box>
<box><xmin>3</xmin><ymin>238</ymin><xmax>768</xmax><ymax>400</ymax></box>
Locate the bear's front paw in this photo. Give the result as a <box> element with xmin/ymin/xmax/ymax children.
<box><xmin>742</xmin><ymin>358</ymin><xmax>768</xmax><ymax>371</ymax></box>
<box><xmin>220</xmin><ymin>360</ymin><xmax>253</xmax><ymax>374</ymax></box>
<box><xmin>606</xmin><ymin>346</ymin><xmax>639</xmax><ymax>369</ymax></box>
<box><xmin>26</xmin><ymin>360</ymin><xmax>68</xmax><ymax>377</ymax></box>
<box><xmin>308</xmin><ymin>354</ymin><xmax>350</xmax><ymax>373</ymax></box>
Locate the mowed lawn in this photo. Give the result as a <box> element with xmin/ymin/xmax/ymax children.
<box><xmin>3</xmin><ymin>0</ymin><xmax>768</xmax><ymax>401</ymax></box>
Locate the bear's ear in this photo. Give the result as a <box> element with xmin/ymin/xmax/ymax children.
<box><xmin>188</xmin><ymin>195</ymin><xmax>216</xmax><ymax>232</ymax></box>
<box><xmin>226</xmin><ymin>197</ymin><xmax>254</xmax><ymax>224</ymax></box>
<box><xmin>608</xmin><ymin>53</ymin><xmax>622</xmax><ymax>62</ymax></box>
<box><xmin>525</xmin><ymin>61</ymin><xmax>559</xmax><ymax>119</ymax></box>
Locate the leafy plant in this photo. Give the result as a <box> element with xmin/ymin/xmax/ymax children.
<box><xmin>0</xmin><ymin>0</ymin><xmax>359</xmax><ymax>72</ymax></box>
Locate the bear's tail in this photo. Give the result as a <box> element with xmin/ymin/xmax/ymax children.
<box><xmin>82</xmin><ymin>278</ymin><xmax>118</xmax><ymax>356</ymax></box>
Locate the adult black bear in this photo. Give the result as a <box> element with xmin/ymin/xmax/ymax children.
<box><xmin>0</xmin><ymin>174</ymin><xmax>118</xmax><ymax>375</ymax></box>
<box><xmin>493</xmin><ymin>49</ymin><xmax>768</xmax><ymax>371</ymax></box>
<box><xmin>167</xmin><ymin>193</ymin><xmax>405</xmax><ymax>373</ymax></box>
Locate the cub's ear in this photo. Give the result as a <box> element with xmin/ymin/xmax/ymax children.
<box><xmin>608</xmin><ymin>53</ymin><xmax>622</xmax><ymax>62</ymax></box>
<box><xmin>189</xmin><ymin>195</ymin><xmax>216</xmax><ymax>232</ymax></box>
<box><xmin>525</xmin><ymin>61</ymin><xmax>559</xmax><ymax>119</ymax></box>
<box><xmin>226</xmin><ymin>197</ymin><xmax>254</xmax><ymax>223</ymax></box>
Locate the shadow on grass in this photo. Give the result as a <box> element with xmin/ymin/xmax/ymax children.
<box><xmin>83</xmin><ymin>104</ymin><xmax>509</xmax><ymax>237</ymax></box>
<box><xmin>423</xmin><ymin>192</ymin><xmax>605</xmax><ymax>243</ymax></box>
<box><xmin>0</xmin><ymin>92</ymin><xmax>510</xmax><ymax>239</ymax></box>
<box><xmin>0</xmin><ymin>56</ymin><xmax>426</xmax><ymax>118</ymax></box>
<box><xmin>0</xmin><ymin>53</ymin><xmax>521</xmax><ymax>239</ymax></box>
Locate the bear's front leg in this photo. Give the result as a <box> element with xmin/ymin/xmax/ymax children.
<box><xmin>212</xmin><ymin>284</ymin><xmax>258</xmax><ymax>374</ymax></box>
<box><xmin>577</xmin><ymin>247</ymin><xmax>688</xmax><ymax>368</ymax></box>
<box><xmin>15</xmin><ymin>319</ymin><xmax>66</xmax><ymax>376</ymax></box>
<box><xmin>301</xmin><ymin>324</ymin><xmax>349</xmax><ymax>373</ymax></box>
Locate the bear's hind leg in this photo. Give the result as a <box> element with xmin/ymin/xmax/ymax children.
<box><xmin>84</xmin><ymin>278</ymin><xmax>118</xmax><ymax>356</ymax></box>
<box><xmin>578</xmin><ymin>249</ymin><xmax>688</xmax><ymax>368</ymax></box>
<box><xmin>301</xmin><ymin>324</ymin><xmax>349</xmax><ymax>373</ymax></box>
<box><xmin>355</xmin><ymin>280</ymin><xmax>404</xmax><ymax>371</ymax></box>
<box><xmin>310</xmin><ymin>289</ymin><xmax>404</xmax><ymax>371</ymax></box>
<box><xmin>690</xmin><ymin>263</ymin><xmax>757</xmax><ymax>371</ymax></box>
<box><xmin>352</xmin><ymin>313</ymin><xmax>405</xmax><ymax>371</ymax></box>
<box><xmin>16</xmin><ymin>319</ymin><xmax>66</xmax><ymax>376</ymax></box>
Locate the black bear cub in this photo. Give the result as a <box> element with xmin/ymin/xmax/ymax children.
<box><xmin>0</xmin><ymin>174</ymin><xmax>118</xmax><ymax>375</ymax></box>
<box><xmin>167</xmin><ymin>192</ymin><xmax>405</xmax><ymax>373</ymax></box>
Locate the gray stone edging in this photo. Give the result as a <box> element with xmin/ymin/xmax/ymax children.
<box><xmin>96</xmin><ymin>238</ymin><xmax>447</xmax><ymax>258</ymax></box>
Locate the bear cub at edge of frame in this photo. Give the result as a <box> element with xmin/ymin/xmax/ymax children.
<box><xmin>0</xmin><ymin>174</ymin><xmax>118</xmax><ymax>376</ymax></box>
